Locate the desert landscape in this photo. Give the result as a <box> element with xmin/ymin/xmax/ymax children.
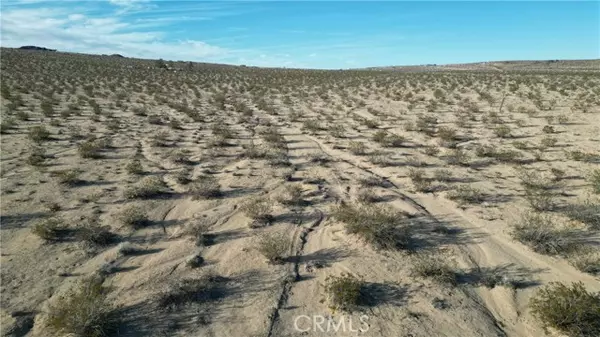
<box><xmin>1</xmin><ymin>48</ymin><xmax>599</xmax><ymax>337</ymax></box>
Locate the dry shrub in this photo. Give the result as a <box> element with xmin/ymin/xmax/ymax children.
<box><xmin>510</xmin><ymin>212</ymin><xmax>576</xmax><ymax>255</ymax></box>
<box><xmin>241</xmin><ymin>196</ymin><xmax>274</xmax><ymax>225</ymax></box>
<box><xmin>410</xmin><ymin>253</ymin><xmax>457</xmax><ymax>286</ymax></box>
<box><xmin>118</xmin><ymin>205</ymin><xmax>149</xmax><ymax>229</ymax></box>
<box><xmin>323</xmin><ymin>273</ymin><xmax>364</xmax><ymax>312</ymax></box>
<box><xmin>529</xmin><ymin>282</ymin><xmax>600</xmax><ymax>337</ymax></box>
<box><xmin>46</xmin><ymin>276</ymin><xmax>119</xmax><ymax>337</ymax></box>
<box><xmin>190</xmin><ymin>176</ymin><xmax>222</xmax><ymax>199</ymax></box>
<box><xmin>123</xmin><ymin>176</ymin><xmax>165</xmax><ymax>199</ymax></box>
<box><xmin>255</xmin><ymin>232</ymin><xmax>291</xmax><ymax>264</ymax></box>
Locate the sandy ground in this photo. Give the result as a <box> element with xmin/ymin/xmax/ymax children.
<box><xmin>1</xmin><ymin>49</ymin><xmax>599</xmax><ymax>337</ymax></box>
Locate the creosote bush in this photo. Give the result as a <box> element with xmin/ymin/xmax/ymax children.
<box><xmin>331</xmin><ymin>203</ymin><xmax>412</xmax><ymax>250</ymax></box>
<box><xmin>123</xmin><ymin>176</ymin><xmax>165</xmax><ymax>199</ymax></box>
<box><xmin>410</xmin><ymin>253</ymin><xmax>457</xmax><ymax>286</ymax></box>
<box><xmin>510</xmin><ymin>212</ymin><xmax>575</xmax><ymax>255</ymax></box>
<box><xmin>241</xmin><ymin>196</ymin><xmax>274</xmax><ymax>226</ymax></box>
<box><xmin>323</xmin><ymin>273</ymin><xmax>364</xmax><ymax>312</ymax></box>
<box><xmin>46</xmin><ymin>276</ymin><xmax>119</xmax><ymax>337</ymax></box>
<box><xmin>255</xmin><ymin>232</ymin><xmax>291</xmax><ymax>264</ymax></box>
<box><xmin>190</xmin><ymin>176</ymin><xmax>222</xmax><ymax>199</ymax></box>
<box><xmin>529</xmin><ymin>282</ymin><xmax>600</xmax><ymax>337</ymax></box>
<box><xmin>32</xmin><ymin>217</ymin><xmax>66</xmax><ymax>241</ymax></box>
<box><xmin>118</xmin><ymin>205</ymin><xmax>149</xmax><ymax>229</ymax></box>
<box><xmin>28</xmin><ymin>125</ymin><xmax>51</xmax><ymax>143</ymax></box>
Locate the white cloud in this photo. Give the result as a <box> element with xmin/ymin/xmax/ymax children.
<box><xmin>0</xmin><ymin>6</ymin><xmax>228</xmax><ymax>61</ymax></box>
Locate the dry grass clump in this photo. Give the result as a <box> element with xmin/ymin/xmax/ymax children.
<box><xmin>27</xmin><ymin>145</ymin><xmax>47</xmax><ymax>166</ymax></box>
<box><xmin>410</xmin><ymin>253</ymin><xmax>457</xmax><ymax>286</ymax></box>
<box><xmin>348</xmin><ymin>141</ymin><xmax>367</xmax><ymax>155</ymax></box>
<box><xmin>408</xmin><ymin>168</ymin><xmax>433</xmax><ymax>193</ymax></box>
<box><xmin>118</xmin><ymin>205</ymin><xmax>149</xmax><ymax>229</ymax></box>
<box><xmin>46</xmin><ymin>276</ymin><xmax>119</xmax><ymax>337</ymax></box>
<box><xmin>78</xmin><ymin>139</ymin><xmax>106</xmax><ymax>159</ymax></box>
<box><xmin>589</xmin><ymin>169</ymin><xmax>600</xmax><ymax>194</ymax></box>
<box><xmin>255</xmin><ymin>232</ymin><xmax>291</xmax><ymax>264</ymax></box>
<box><xmin>331</xmin><ymin>203</ymin><xmax>413</xmax><ymax>250</ymax></box>
<box><xmin>76</xmin><ymin>219</ymin><xmax>116</xmax><ymax>247</ymax></box>
<box><xmin>189</xmin><ymin>175</ymin><xmax>221</xmax><ymax>199</ymax></box>
<box><xmin>563</xmin><ymin>199</ymin><xmax>600</xmax><ymax>229</ymax></box>
<box><xmin>185</xmin><ymin>218</ymin><xmax>213</xmax><ymax>246</ymax></box>
<box><xmin>123</xmin><ymin>176</ymin><xmax>165</xmax><ymax>199</ymax></box>
<box><xmin>529</xmin><ymin>282</ymin><xmax>600</xmax><ymax>337</ymax></box>
<box><xmin>567</xmin><ymin>247</ymin><xmax>600</xmax><ymax>275</ymax></box>
<box><xmin>510</xmin><ymin>212</ymin><xmax>576</xmax><ymax>255</ymax></box>
<box><xmin>356</xmin><ymin>187</ymin><xmax>379</xmax><ymax>203</ymax></box>
<box><xmin>323</xmin><ymin>273</ymin><xmax>365</xmax><ymax>312</ymax></box>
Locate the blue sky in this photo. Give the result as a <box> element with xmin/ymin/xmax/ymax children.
<box><xmin>1</xmin><ymin>1</ymin><xmax>598</xmax><ymax>69</ymax></box>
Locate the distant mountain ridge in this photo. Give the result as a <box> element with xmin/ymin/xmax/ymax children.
<box><xmin>19</xmin><ymin>46</ymin><xmax>57</xmax><ymax>52</ymax></box>
<box><xmin>366</xmin><ymin>59</ymin><xmax>600</xmax><ymax>72</ymax></box>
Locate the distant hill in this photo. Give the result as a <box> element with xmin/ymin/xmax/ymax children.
<box><xmin>367</xmin><ymin>59</ymin><xmax>600</xmax><ymax>73</ymax></box>
<box><xmin>19</xmin><ymin>46</ymin><xmax>56</xmax><ymax>52</ymax></box>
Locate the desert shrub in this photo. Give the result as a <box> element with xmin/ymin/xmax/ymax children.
<box><xmin>150</xmin><ymin>131</ymin><xmax>170</xmax><ymax>147</ymax></box>
<box><xmin>28</xmin><ymin>125</ymin><xmax>51</xmax><ymax>143</ymax></box>
<box><xmin>125</xmin><ymin>159</ymin><xmax>143</xmax><ymax>175</ymax></box>
<box><xmin>589</xmin><ymin>169</ymin><xmax>600</xmax><ymax>194</ymax></box>
<box><xmin>564</xmin><ymin>200</ymin><xmax>600</xmax><ymax>229</ymax></box>
<box><xmin>169</xmin><ymin>149</ymin><xmax>191</xmax><ymax>164</ymax></box>
<box><xmin>372</xmin><ymin>130</ymin><xmax>388</xmax><ymax>144</ymax></box>
<box><xmin>302</xmin><ymin>120</ymin><xmax>322</xmax><ymax>133</ymax></box>
<box><xmin>190</xmin><ymin>176</ymin><xmax>221</xmax><ymax>199</ymax></box>
<box><xmin>529</xmin><ymin>282</ymin><xmax>600</xmax><ymax>337</ymax></box>
<box><xmin>46</xmin><ymin>276</ymin><xmax>119</xmax><ymax>337</ymax></box>
<box><xmin>157</xmin><ymin>274</ymin><xmax>227</xmax><ymax>310</ymax></box>
<box><xmin>0</xmin><ymin>117</ymin><xmax>17</xmax><ymax>133</ymax></box>
<box><xmin>27</xmin><ymin>146</ymin><xmax>46</xmax><ymax>166</ymax></box>
<box><xmin>185</xmin><ymin>218</ymin><xmax>213</xmax><ymax>246</ymax></box>
<box><xmin>445</xmin><ymin>148</ymin><xmax>469</xmax><ymax>166</ymax></box>
<box><xmin>277</xmin><ymin>184</ymin><xmax>304</xmax><ymax>206</ymax></box>
<box><xmin>369</xmin><ymin>151</ymin><xmax>392</xmax><ymax>166</ymax></box>
<box><xmin>78</xmin><ymin>139</ymin><xmax>105</xmax><ymax>159</ymax></box>
<box><xmin>118</xmin><ymin>205</ymin><xmax>149</xmax><ymax>229</ymax></box>
<box><xmin>433</xmin><ymin>169</ymin><xmax>453</xmax><ymax>182</ymax></box>
<box><xmin>255</xmin><ymin>232</ymin><xmax>291</xmax><ymax>264</ymax></box>
<box><xmin>447</xmin><ymin>185</ymin><xmax>485</xmax><ymax>205</ymax></box>
<box><xmin>348</xmin><ymin>141</ymin><xmax>367</xmax><ymax>155</ymax></box>
<box><xmin>567</xmin><ymin>247</ymin><xmax>600</xmax><ymax>275</ymax></box>
<box><xmin>53</xmin><ymin>169</ymin><xmax>82</xmax><ymax>186</ymax></box>
<box><xmin>359</xmin><ymin>176</ymin><xmax>387</xmax><ymax>188</ymax></box>
<box><xmin>32</xmin><ymin>217</ymin><xmax>66</xmax><ymax>241</ymax></box>
<box><xmin>424</xmin><ymin>145</ymin><xmax>440</xmax><ymax>157</ymax></box>
<box><xmin>363</xmin><ymin>118</ymin><xmax>379</xmax><ymax>129</ymax></box>
<box><xmin>185</xmin><ymin>252</ymin><xmax>204</xmax><ymax>268</ymax></box>
<box><xmin>408</xmin><ymin>168</ymin><xmax>433</xmax><ymax>192</ymax></box>
<box><xmin>331</xmin><ymin>203</ymin><xmax>412</xmax><ymax>250</ymax></box>
<box><xmin>540</xmin><ymin>136</ymin><xmax>558</xmax><ymax>149</ymax></box>
<box><xmin>524</xmin><ymin>188</ymin><xmax>556</xmax><ymax>211</ymax></box>
<box><xmin>356</xmin><ymin>187</ymin><xmax>379</xmax><ymax>203</ymax></box>
<box><xmin>550</xmin><ymin>168</ymin><xmax>565</xmax><ymax>182</ymax></box>
<box><xmin>323</xmin><ymin>273</ymin><xmax>364</xmax><ymax>312</ymax></box>
<box><xmin>76</xmin><ymin>220</ymin><xmax>116</xmax><ymax>246</ymax></box>
<box><xmin>437</xmin><ymin>126</ymin><xmax>458</xmax><ymax>147</ymax></box>
<box><xmin>494</xmin><ymin>125</ymin><xmax>512</xmax><ymax>138</ymax></box>
<box><xmin>542</xmin><ymin>125</ymin><xmax>555</xmax><ymax>134</ymax></box>
<box><xmin>510</xmin><ymin>212</ymin><xmax>575</xmax><ymax>255</ymax></box>
<box><xmin>241</xmin><ymin>196</ymin><xmax>274</xmax><ymax>225</ymax></box>
<box><xmin>123</xmin><ymin>176</ymin><xmax>165</xmax><ymax>199</ymax></box>
<box><xmin>329</xmin><ymin>124</ymin><xmax>345</xmax><ymax>138</ymax></box>
<box><xmin>385</xmin><ymin>134</ymin><xmax>405</xmax><ymax>147</ymax></box>
<box><xmin>116</xmin><ymin>242</ymin><xmax>139</xmax><ymax>256</ymax></box>
<box><xmin>173</xmin><ymin>169</ymin><xmax>191</xmax><ymax>184</ymax></box>
<box><xmin>410</xmin><ymin>253</ymin><xmax>457</xmax><ymax>285</ymax></box>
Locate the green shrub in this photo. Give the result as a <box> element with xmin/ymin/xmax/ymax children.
<box><xmin>529</xmin><ymin>282</ymin><xmax>600</xmax><ymax>337</ymax></box>
<box><xmin>78</xmin><ymin>139</ymin><xmax>104</xmax><ymax>159</ymax></box>
<box><xmin>564</xmin><ymin>200</ymin><xmax>600</xmax><ymax>229</ymax></box>
<box><xmin>323</xmin><ymin>273</ymin><xmax>364</xmax><ymax>312</ymax></box>
<box><xmin>76</xmin><ymin>219</ymin><xmax>115</xmax><ymax>246</ymax></box>
<box><xmin>125</xmin><ymin>159</ymin><xmax>143</xmax><ymax>175</ymax></box>
<box><xmin>568</xmin><ymin>247</ymin><xmax>600</xmax><ymax>275</ymax></box>
<box><xmin>53</xmin><ymin>169</ymin><xmax>82</xmax><ymax>186</ymax></box>
<box><xmin>494</xmin><ymin>125</ymin><xmax>512</xmax><ymax>138</ymax></box>
<box><xmin>447</xmin><ymin>185</ymin><xmax>485</xmax><ymax>205</ymax></box>
<box><xmin>255</xmin><ymin>232</ymin><xmax>291</xmax><ymax>264</ymax></box>
<box><xmin>46</xmin><ymin>276</ymin><xmax>119</xmax><ymax>337</ymax></box>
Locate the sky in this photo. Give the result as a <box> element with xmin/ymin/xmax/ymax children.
<box><xmin>1</xmin><ymin>1</ymin><xmax>598</xmax><ymax>69</ymax></box>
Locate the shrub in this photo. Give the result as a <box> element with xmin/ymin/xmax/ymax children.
<box><xmin>185</xmin><ymin>218</ymin><xmax>213</xmax><ymax>246</ymax></box>
<box><xmin>331</xmin><ymin>203</ymin><xmax>412</xmax><ymax>250</ymax></box>
<box><xmin>255</xmin><ymin>232</ymin><xmax>291</xmax><ymax>264</ymax></box>
<box><xmin>510</xmin><ymin>212</ymin><xmax>575</xmax><ymax>255</ymax></box>
<box><xmin>564</xmin><ymin>200</ymin><xmax>600</xmax><ymax>229</ymax></box>
<box><xmin>123</xmin><ymin>176</ymin><xmax>165</xmax><ymax>199</ymax></box>
<box><xmin>568</xmin><ymin>247</ymin><xmax>600</xmax><ymax>275</ymax></box>
<box><xmin>447</xmin><ymin>185</ymin><xmax>485</xmax><ymax>205</ymax></box>
<box><xmin>410</xmin><ymin>253</ymin><xmax>457</xmax><ymax>285</ymax></box>
<box><xmin>76</xmin><ymin>220</ymin><xmax>116</xmax><ymax>246</ymax></box>
<box><xmin>408</xmin><ymin>168</ymin><xmax>433</xmax><ymax>192</ymax></box>
<box><xmin>494</xmin><ymin>125</ymin><xmax>512</xmax><ymax>138</ymax></box>
<box><xmin>323</xmin><ymin>273</ymin><xmax>364</xmax><ymax>312</ymax></box>
<box><xmin>0</xmin><ymin>117</ymin><xmax>17</xmax><ymax>133</ymax></box>
<box><xmin>53</xmin><ymin>169</ymin><xmax>82</xmax><ymax>186</ymax></box>
<box><xmin>241</xmin><ymin>196</ymin><xmax>274</xmax><ymax>225</ymax></box>
<box><xmin>589</xmin><ymin>169</ymin><xmax>600</xmax><ymax>194</ymax></box>
<box><xmin>348</xmin><ymin>141</ymin><xmax>367</xmax><ymax>155</ymax></box>
<box><xmin>78</xmin><ymin>139</ymin><xmax>104</xmax><ymax>159</ymax></box>
<box><xmin>185</xmin><ymin>252</ymin><xmax>204</xmax><ymax>268</ymax></box>
<box><xmin>190</xmin><ymin>176</ymin><xmax>221</xmax><ymax>199</ymax></box>
<box><xmin>157</xmin><ymin>274</ymin><xmax>227</xmax><ymax>310</ymax></box>
<box><xmin>529</xmin><ymin>282</ymin><xmax>600</xmax><ymax>337</ymax></box>
<box><xmin>32</xmin><ymin>217</ymin><xmax>66</xmax><ymax>241</ymax></box>
<box><xmin>46</xmin><ymin>276</ymin><xmax>119</xmax><ymax>337</ymax></box>
<box><xmin>27</xmin><ymin>146</ymin><xmax>46</xmax><ymax>166</ymax></box>
<box><xmin>357</xmin><ymin>187</ymin><xmax>379</xmax><ymax>203</ymax></box>
<box><xmin>277</xmin><ymin>184</ymin><xmax>304</xmax><ymax>206</ymax></box>
<box><xmin>28</xmin><ymin>125</ymin><xmax>51</xmax><ymax>143</ymax></box>
<box><xmin>445</xmin><ymin>148</ymin><xmax>469</xmax><ymax>166</ymax></box>
<box><xmin>433</xmin><ymin>169</ymin><xmax>453</xmax><ymax>182</ymax></box>
<box><xmin>125</xmin><ymin>159</ymin><xmax>143</xmax><ymax>175</ymax></box>
<box><xmin>118</xmin><ymin>205</ymin><xmax>149</xmax><ymax>229</ymax></box>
